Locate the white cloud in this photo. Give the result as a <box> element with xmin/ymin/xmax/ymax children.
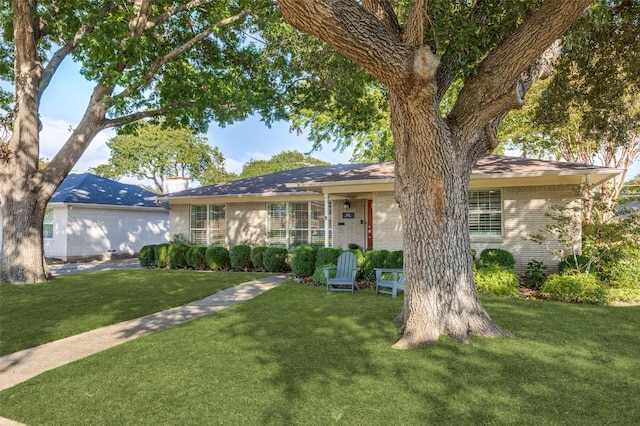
<box><xmin>40</xmin><ymin>117</ymin><xmax>114</xmax><ymax>174</ymax></box>
<box><xmin>225</xmin><ymin>158</ymin><xmax>244</xmax><ymax>174</ymax></box>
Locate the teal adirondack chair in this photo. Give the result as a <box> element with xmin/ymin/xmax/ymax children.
<box><xmin>375</xmin><ymin>268</ymin><xmax>404</xmax><ymax>297</ymax></box>
<box><xmin>324</xmin><ymin>252</ymin><xmax>358</xmax><ymax>293</ymax></box>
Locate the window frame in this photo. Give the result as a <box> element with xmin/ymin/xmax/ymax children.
<box><xmin>190</xmin><ymin>204</ymin><xmax>226</xmax><ymax>245</ymax></box>
<box><xmin>267</xmin><ymin>201</ymin><xmax>332</xmax><ymax>248</ymax></box>
<box><xmin>468</xmin><ymin>189</ymin><xmax>503</xmax><ymax>237</ymax></box>
<box><xmin>43</xmin><ymin>208</ymin><xmax>54</xmax><ymax>239</ymax></box>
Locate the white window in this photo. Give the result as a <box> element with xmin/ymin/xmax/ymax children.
<box><xmin>267</xmin><ymin>201</ymin><xmax>331</xmax><ymax>247</ymax></box>
<box><xmin>190</xmin><ymin>204</ymin><xmax>225</xmax><ymax>245</ymax></box>
<box><xmin>468</xmin><ymin>190</ymin><xmax>502</xmax><ymax>236</ymax></box>
<box><xmin>43</xmin><ymin>208</ymin><xmax>54</xmax><ymax>239</ymax></box>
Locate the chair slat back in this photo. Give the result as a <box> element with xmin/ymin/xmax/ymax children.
<box><xmin>336</xmin><ymin>252</ymin><xmax>356</xmax><ymax>279</ymax></box>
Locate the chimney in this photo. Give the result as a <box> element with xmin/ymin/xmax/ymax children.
<box><xmin>162</xmin><ymin>177</ymin><xmax>189</xmax><ymax>194</ymax></box>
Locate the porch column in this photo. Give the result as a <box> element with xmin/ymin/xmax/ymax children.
<box><xmin>324</xmin><ymin>193</ymin><xmax>330</xmax><ymax>248</ymax></box>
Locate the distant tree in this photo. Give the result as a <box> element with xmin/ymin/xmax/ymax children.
<box><xmin>240</xmin><ymin>150</ymin><xmax>329</xmax><ymax>178</ymax></box>
<box><xmin>500</xmin><ymin>0</ymin><xmax>640</xmax><ymax>222</ymax></box>
<box><xmin>90</xmin><ymin>122</ymin><xmax>228</xmax><ymax>192</ymax></box>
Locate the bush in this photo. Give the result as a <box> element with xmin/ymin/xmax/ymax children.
<box><xmin>291</xmin><ymin>245</ymin><xmax>317</xmax><ymax>278</ymax></box>
<box><xmin>312</xmin><ymin>264</ymin><xmax>336</xmax><ymax>286</ymax></box>
<box><xmin>205</xmin><ymin>245</ymin><xmax>230</xmax><ymax>271</ymax></box>
<box><xmin>384</xmin><ymin>250</ymin><xmax>403</xmax><ymax>269</ymax></box>
<box><xmin>541</xmin><ymin>272</ymin><xmax>606</xmax><ymax>304</ymax></box>
<box><xmin>139</xmin><ymin>245</ymin><xmax>157</xmax><ymax>268</ymax></box>
<box><xmin>154</xmin><ymin>243</ymin><xmax>170</xmax><ymax>268</ymax></box>
<box><xmin>315</xmin><ymin>247</ymin><xmax>342</xmax><ymax>269</ymax></box>
<box><xmin>186</xmin><ymin>246</ymin><xmax>207</xmax><ymax>270</ymax></box>
<box><xmin>363</xmin><ymin>249</ymin><xmax>389</xmax><ymax>282</ymax></box>
<box><xmin>525</xmin><ymin>260</ymin><xmax>547</xmax><ymax>290</ymax></box>
<box><xmin>557</xmin><ymin>254</ymin><xmax>593</xmax><ymax>275</ymax></box>
<box><xmin>263</xmin><ymin>246</ymin><xmax>290</xmax><ymax>272</ymax></box>
<box><xmin>479</xmin><ymin>248</ymin><xmax>515</xmax><ymax>270</ymax></box>
<box><xmin>597</xmin><ymin>245</ymin><xmax>640</xmax><ymax>289</ymax></box>
<box><xmin>168</xmin><ymin>242</ymin><xmax>190</xmax><ymax>269</ymax></box>
<box><xmin>250</xmin><ymin>246</ymin><xmax>268</xmax><ymax>271</ymax></box>
<box><xmin>474</xmin><ymin>265</ymin><xmax>520</xmax><ymax>297</ymax></box>
<box><xmin>230</xmin><ymin>245</ymin><xmax>252</xmax><ymax>271</ymax></box>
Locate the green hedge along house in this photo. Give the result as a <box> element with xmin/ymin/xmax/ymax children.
<box><xmin>149</xmin><ymin>155</ymin><xmax>621</xmax><ymax>273</ymax></box>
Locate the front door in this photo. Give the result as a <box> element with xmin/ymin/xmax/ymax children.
<box><xmin>367</xmin><ymin>199</ymin><xmax>373</xmax><ymax>249</ymax></box>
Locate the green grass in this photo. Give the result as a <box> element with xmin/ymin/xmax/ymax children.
<box><xmin>0</xmin><ymin>269</ymin><xmax>269</xmax><ymax>355</ymax></box>
<box><xmin>1</xmin><ymin>280</ymin><xmax>639</xmax><ymax>425</ymax></box>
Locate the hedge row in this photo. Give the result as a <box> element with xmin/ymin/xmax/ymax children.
<box><xmin>139</xmin><ymin>243</ymin><xmax>290</xmax><ymax>272</ymax></box>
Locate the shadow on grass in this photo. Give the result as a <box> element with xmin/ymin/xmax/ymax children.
<box><xmin>0</xmin><ymin>283</ymin><xmax>638</xmax><ymax>425</ymax></box>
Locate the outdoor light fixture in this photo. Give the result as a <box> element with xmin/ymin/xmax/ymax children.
<box><xmin>343</xmin><ymin>200</ymin><xmax>351</xmax><ymax>210</ymax></box>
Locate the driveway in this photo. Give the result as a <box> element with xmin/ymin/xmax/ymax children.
<box><xmin>48</xmin><ymin>258</ymin><xmax>141</xmax><ymax>275</ymax></box>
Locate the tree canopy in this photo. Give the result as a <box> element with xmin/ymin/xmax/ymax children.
<box><xmin>90</xmin><ymin>122</ymin><xmax>230</xmax><ymax>193</ymax></box>
<box><xmin>239</xmin><ymin>150</ymin><xmax>330</xmax><ymax>178</ymax></box>
<box><xmin>499</xmin><ymin>0</ymin><xmax>640</xmax><ymax>221</ymax></box>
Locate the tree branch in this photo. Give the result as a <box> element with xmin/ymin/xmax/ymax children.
<box><xmin>113</xmin><ymin>8</ymin><xmax>252</xmax><ymax>102</ymax></box>
<box><xmin>278</xmin><ymin>0</ymin><xmax>415</xmax><ymax>90</ymax></box>
<box><xmin>38</xmin><ymin>24</ymin><xmax>91</xmax><ymax>105</ymax></box>
<box><xmin>403</xmin><ymin>0</ymin><xmax>429</xmax><ymax>46</ymax></box>
<box><xmin>450</xmin><ymin>0</ymin><xmax>591</xmax><ymax>140</ymax></box>
<box><xmin>361</xmin><ymin>0</ymin><xmax>401</xmax><ymax>35</ymax></box>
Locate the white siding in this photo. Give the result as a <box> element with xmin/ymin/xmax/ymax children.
<box><xmin>62</xmin><ymin>206</ymin><xmax>169</xmax><ymax>261</ymax></box>
<box><xmin>43</xmin><ymin>206</ymin><xmax>69</xmax><ymax>259</ymax></box>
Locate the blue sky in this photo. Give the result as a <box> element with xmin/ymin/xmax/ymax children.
<box><xmin>37</xmin><ymin>59</ymin><xmax>354</xmax><ymax>179</ymax></box>
<box><xmin>20</xmin><ymin>56</ymin><xmax>640</xmax><ymax>182</ymax></box>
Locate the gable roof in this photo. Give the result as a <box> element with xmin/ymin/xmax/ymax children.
<box><xmin>151</xmin><ymin>155</ymin><xmax>622</xmax><ymax>202</ymax></box>
<box><xmin>50</xmin><ymin>174</ymin><xmax>162</xmax><ymax>208</ymax></box>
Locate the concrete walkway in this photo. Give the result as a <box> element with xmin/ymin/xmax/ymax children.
<box><xmin>0</xmin><ymin>274</ymin><xmax>290</xmax><ymax>393</ymax></box>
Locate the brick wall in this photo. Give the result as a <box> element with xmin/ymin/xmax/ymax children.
<box><xmin>372</xmin><ymin>192</ymin><xmax>403</xmax><ymax>250</ymax></box>
<box><xmin>227</xmin><ymin>202</ymin><xmax>267</xmax><ymax>246</ymax></box>
<box><xmin>332</xmin><ymin>199</ymin><xmax>367</xmax><ymax>250</ymax></box>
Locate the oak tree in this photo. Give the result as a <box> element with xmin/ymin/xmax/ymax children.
<box><xmin>240</xmin><ymin>150</ymin><xmax>329</xmax><ymax>179</ymax></box>
<box><xmin>278</xmin><ymin>0</ymin><xmax>594</xmax><ymax>347</ymax></box>
<box><xmin>0</xmin><ymin>0</ymin><xmax>277</xmax><ymax>283</ymax></box>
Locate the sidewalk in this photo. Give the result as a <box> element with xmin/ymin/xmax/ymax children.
<box><xmin>0</xmin><ymin>274</ymin><xmax>290</xmax><ymax>393</ymax></box>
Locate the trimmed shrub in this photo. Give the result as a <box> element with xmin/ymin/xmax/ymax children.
<box><xmin>312</xmin><ymin>264</ymin><xmax>336</xmax><ymax>286</ymax></box>
<box><xmin>363</xmin><ymin>249</ymin><xmax>389</xmax><ymax>282</ymax></box>
<box><xmin>557</xmin><ymin>254</ymin><xmax>593</xmax><ymax>275</ymax></box>
<box><xmin>205</xmin><ymin>245</ymin><xmax>230</xmax><ymax>271</ymax></box>
<box><xmin>474</xmin><ymin>265</ymin><xmax>520</xmax><ymax>297</ymax></box>
<box><xmin>139</xmin><ymin>245</ymin><xmax>157</xmax><ymax>268</ymax></box>
<box><xmin>384</xmin><ymin>250</ymin><xmax>404</xmax><ymax>269</ymax></box>
<box><xmin>541</xmin><ymin>272</ymin><xmax>606</xmax><ymax>304</ymax></box>
<box><xmin>186</xmin><ymin>246</ymin><xmax>207</xmax><ymax>270</ymax></box>
<box><xmin>264</xmin><ymin>246</ymin><xmax>290</xmax><ymax>272</ymax></box>
<box><xmin>230</xmin><ymin>245</ymin><xmax>252</xmax><ymax>271</ymax></box>
<box><xmin>291</xmin><ymin>245</ymin><xmax>317</xmax><ymax>278</ymax></box>
<box><xmin>154</xmin><ymin>243</ymin><xmax>170</xmax><ymax>268</ymax></box>
<box><xmin>250</xmin><ymin>246</ymin><xmax>268</xmax><ymax>271</ymax></box>
<box><xmin>479</xmin><ymin>248</ymin><xmax>516</xmax><ymax>270</ymax></box>
<box><xmin>315</xmin><ymin>247</ymin><xmax>342</xmax><ymax>269</ymax></box>
<box><xmin>168</xmin><ymin>242</ymin><xmax>190</xmax><ymax>269</ymax></box>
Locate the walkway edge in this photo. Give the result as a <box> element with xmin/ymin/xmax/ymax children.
<box><xmin>0</xmin><ymin>274</ymin><xmax>290</xmax><ymax>392</ymax></box>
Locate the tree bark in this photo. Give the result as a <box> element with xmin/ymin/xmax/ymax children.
<box><xmin>279</xmin><ymin>0</ymin><xmax>592</xmax><ymax>346</ymax></box>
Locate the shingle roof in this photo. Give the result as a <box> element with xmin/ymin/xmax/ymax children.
<box><xmin>155</xmin><ymin>155</ymin><xmax>621</xmax><ymax>199</ymax></box>
<box><xmin>51</xmin><ymin>174</ymin><xmax>161</xmax><ymax>208</ymax></box>
<box><xmin>161</xmin><ymin>163</ymin><xmax>372</xmax><ymax>198</ymax></box>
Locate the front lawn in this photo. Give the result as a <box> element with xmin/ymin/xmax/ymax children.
<box><xmin>0</xmin><ymin>269</ymin><xmax>269</xmax><ymax>355</ymax></box>
<box><xmin>1</xmin><ymin>280</ymin><xmax>639</xmax><ymax>425</ymax></box>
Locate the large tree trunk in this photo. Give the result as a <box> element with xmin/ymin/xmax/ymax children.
<box><xmin>390</xmin><ymin>91</ymin><xmax>510</xmax><ymax>347</ymax></box>
<box><xmin>0</xmin><ymin>179</ymin><xmax>52</xmax><ymax>283</ymax></box>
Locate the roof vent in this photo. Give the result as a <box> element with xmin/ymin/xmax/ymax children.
<box><xmin>162</xmin><ymin>177</ymin><xmax>189</xmax><ymax>194</ymax></box>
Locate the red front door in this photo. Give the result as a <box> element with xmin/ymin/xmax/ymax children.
<box><xmin>367</xmin><ymin>200</ymin><xmax>373</xmax><ymax>249</ymax></box>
